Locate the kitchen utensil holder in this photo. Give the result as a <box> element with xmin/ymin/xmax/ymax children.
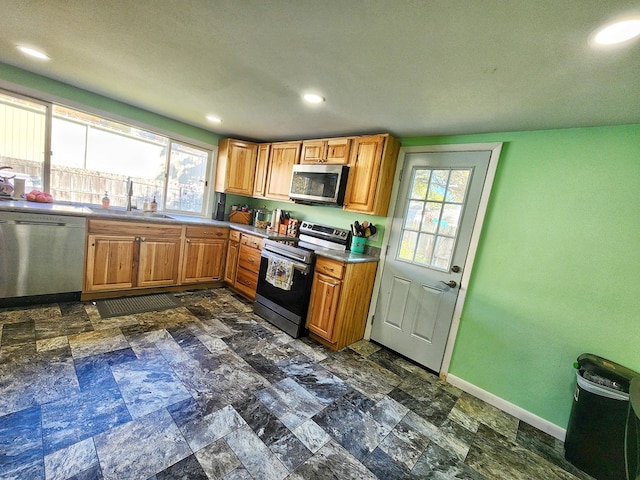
<box><xmin>351</xmin><ymin>236</ymin><xmax>366</xmax><ymax>253</ymax></box>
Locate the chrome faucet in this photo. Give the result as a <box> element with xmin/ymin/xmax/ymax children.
<box><xmin>126</xmin><ymin>177</ymin><xmax>134</xmax><ymax>211</ymax></box>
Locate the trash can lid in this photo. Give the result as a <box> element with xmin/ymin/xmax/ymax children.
<box><xmin>576</xmin><ymin>353</ymin><xmax>639</xmax><ymax>392</ymax></box>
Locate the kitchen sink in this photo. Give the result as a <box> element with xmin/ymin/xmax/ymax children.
<box><xmin>89</xmin><ymin>208</ymin><xmax>174</xmax><ymax>220</ymax></box>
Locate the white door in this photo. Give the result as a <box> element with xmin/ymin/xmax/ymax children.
<box><xmin>371</xmin><ymin>149</ymin><xmax>492</xmax><ymax>372</ymax></box>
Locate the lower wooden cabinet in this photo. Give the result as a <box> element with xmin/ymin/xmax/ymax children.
<box><xmin>85</xmin><ymin>219</ymin><xmax>183</xmax><ymax>293</ymax></box>
<box><xmin>224</xmin><ymin>230</ymin><xmax>263</xmax><ymax>301</ymax></box>
<box><xmin>224</xmin><ymin>230</ymin><xmax>241</xmax><ymax>285</ymax></box>
<box><xmin>233</xmin><ymin>233</ymin><xmax>263</xmax><ymax>300</ymax></box>
<box><xmin>180</xmin><ymin>226</ymin><xmax>228</xmax><ymax>284</ymax></box>
<box><xmin>306</xmin><ymin>256</ymin><xmax>378</xmax><ymax>350</ymax></box>
<box><xmin>83</xmin><ymin>219</ymin><xmax>229</xmax><ymax>298</ymax></box>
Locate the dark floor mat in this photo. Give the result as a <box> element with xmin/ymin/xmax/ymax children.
<box><xmin>95</xmin><ymin>293</ymin><xmax>181</xmax><ymax>319</ymax></box>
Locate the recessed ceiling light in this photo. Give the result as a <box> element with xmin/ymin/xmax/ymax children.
<box><xmin>17</xmin><ymin>45</ymin><xmax>50</xmax><ymax>60</ymax></box>
<box><xmin>303</xmin><ymin>93</ymin><xmax>325</xmax><ymax>104</ymax></box>
<box><xmin>206</xmin><ymin>115</ymin><xmax>222</xmax><ymax>123</ymax></box>
<box><xmin>593</xmin><ymin>18</ymin><xmax>640</xmax><ymax>45</ymax></box>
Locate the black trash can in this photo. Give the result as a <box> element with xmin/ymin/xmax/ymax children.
<box><xmin>626</xmin><ymin>377</ymin><xmax>640</xmax><ymax>480</ymax></box>
<box><xmin>565</xmin><ymin>353</ymin><xmax>639</xmax><ymax>480</ymax></box>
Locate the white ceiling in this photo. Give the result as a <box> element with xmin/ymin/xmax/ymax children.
<box><xmin>1</xmin><ymin>1</ymin><xmax>639</xmax><ymax>141</ymax></box>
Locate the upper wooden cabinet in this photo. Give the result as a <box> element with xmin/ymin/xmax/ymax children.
<box><xmin>264</xmin><ymin>141</ymin><xmax>301</xmax><ymax>201</ymax></box>
<box><xmin>216</xmin><ymin>133</ymin><xmax>399</xmax><ymax>214</ymax></box>
<box><xmin>253</xmin><ymin>143</ymin><xmax>270</xmax><ymax>197</ymax></box>
<box><xmin>300</xmin><ymin>137</ymin><xmax>352</xmax><ymax>165</ymax></box>
<box><xmin>215</xmin><ymin>138</ymin><xmax>258</xmax><ymax>195</ymax></box>
<box><xmin>343</xmin><ymin>134</ymin><xmax>400</xmax><ymax>216</ymax></box>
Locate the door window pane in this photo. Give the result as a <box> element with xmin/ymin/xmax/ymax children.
<box><xmin>410</xmin><ymin>169</ymin><xmax>431</xmax><ymax>199</ymax></box>
<box><xmin>399</xmin><ymin>230</ymin><xmax>418</xmax><ymax>261</ymax></box>
<box><xmin>440</xmin><ymin>203</ymin><xmax>462</xmax><ymax>236</ymax></box>
<box><xmin>397</xmin><ymin>167</ymin><xmax>472</xmax><ymax>271</ymax></box>
<box><xmin>421</xmin><ymin>202</ymin><xmax>442</xmax><ymax>234</ymax></box>
<box><xmin>433</xmin><ymin>236</ymin><xmax>455</xmax><ymax>270</ymax></box>
<box><xmin>0</xmin><ymin>92</ymin><xmax>46</xmax><ymax>192</ymax></box>
<box><xmin>415</xmin><ymin>234</ymin><xmax>435</xmax><ymax>265</ymax></box>
<box><xmin>427</xmin><ymin>170</ymin><xmax>448</xmax><ymax>201</ymax></box>
<box><xmin>405</xmin><ymin>200</ymin><xmax>424</xmax><ymax>230</ymax></box>
<box><xmin>446</xmin><ymin>170</ymin><xmax>470</xmax><ymax>202</ymax></box>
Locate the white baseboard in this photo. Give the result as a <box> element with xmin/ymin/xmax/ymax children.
<box><xmin>446</xmin><ymin>374</ymin><xmax>566</xmax><ymax>441</ymax></box>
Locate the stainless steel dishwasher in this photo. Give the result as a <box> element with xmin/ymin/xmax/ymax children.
<box><xmin>0</xmin><ymin>211</ymin><xmax>87</xmax><ymax>304</ymax></box>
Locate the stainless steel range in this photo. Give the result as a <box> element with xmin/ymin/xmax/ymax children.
<box><xmin>253</xmin><ymin>221</ymin><xmax>351</xmax><ymax>338</ymax></box>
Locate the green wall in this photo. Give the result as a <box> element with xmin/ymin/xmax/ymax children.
<box><xmin>0</xmin><ymin>62</ymin><xmax>219</xmax><ymax>146</ymax></box>
<box><xmin>404</xmin><ymin>124</ymin><xmax>640</xmax><ymax>428</ymax></box>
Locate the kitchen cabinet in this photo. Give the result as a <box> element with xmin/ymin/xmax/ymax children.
<box><xmin>85</xmin><ymin>219</ymin><xmax>182</xmax><ymax>293</ymax></box>
<box><xmin>252</xmin><ymin>143</ymin><xmax>270</xmax><ymax>197</ymax></box>
<box><xmin>301</xmin><ymin>137</ymin><xmax>352</xmax><ymax>164</ymax></box>
<box><xmin>264</xmin><ymin>141</ymin><xmax>301</xmax><ymax>201</ymax></box>
<box><xmin>215</xmin><ymin>138</ymin><xmax>258</xmax><ymax>195</ymax></box>
<box><xmin>224</xmin><ymin>229</ymin><xmax>241</xmax><ymax>285</ymax></box>
<box><xmin>343</xmin><ymin>134</ymin><xmax>400</xmax><ymax>216</ymax></box>
<box><xmin>306</xmin><ymin>256</ymin><xmax>378</xmax><ymax>351</ymax></box>
<box><xmin>233</xmin><ymin>233</ymin><xmax>263</xmax><ymax>300</ymax></box>
<box><xmin>180</xmin><ymin>226</ymin><xmax>228</xmax><ymax>284</ymax></box>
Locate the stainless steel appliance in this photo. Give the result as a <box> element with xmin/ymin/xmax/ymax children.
<box><xmin>0</xmin><ymin>211</ymin><xmax>87</xmax><ymax>305</ymax></box>
<box><xmin>253</xmin><ymin>221</ymin><xmax>351</xmax><ymax>337</ymax></box>
<box><xmin>289</xmin><ymin>164</ymin><xmax>349</xmax><ymax>206</ymax></box>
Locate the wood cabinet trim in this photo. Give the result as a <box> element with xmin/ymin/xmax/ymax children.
<box><xmin>185</xmin><ymin>226</ymin><xmax>228</xmax><ymax>238</ymax></box>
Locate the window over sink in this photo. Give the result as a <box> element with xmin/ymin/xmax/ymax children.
<box><xmin>0</xmin><ymin>90</ymin><xmax>213</xmax><ymax>216</ymax></box>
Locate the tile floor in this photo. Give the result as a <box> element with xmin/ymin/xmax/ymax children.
<box><xmin>0</xmin><ymin>288</ymin><xmax>593</xmax><ymax>480</ymax></box>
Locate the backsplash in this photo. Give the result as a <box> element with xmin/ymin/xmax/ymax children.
<box><xmin>223</xmin><ymin>194</ymin><xmax>387</xmax><ymax>249</ymax></box>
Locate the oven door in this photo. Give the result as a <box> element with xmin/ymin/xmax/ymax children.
<box><xmin>254</xmin><ymin>251</ymin><xmax>314</xmax><ymax>337</ymax></box>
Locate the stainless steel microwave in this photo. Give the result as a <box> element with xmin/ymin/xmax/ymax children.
<box><xmin>289</xmin><ymin>164</ymin><xmax>349</xmax><ymax>206</ymax></box>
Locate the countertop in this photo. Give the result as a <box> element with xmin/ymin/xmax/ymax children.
<box><xmin>0</xmin><ymin>200</ymin><xmax>379</xmax><ymax>263</ymax></box>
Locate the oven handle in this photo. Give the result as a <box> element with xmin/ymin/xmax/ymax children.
<box><xmin>261</xmin><ymin>251</ymin><xmax>311</xmax><ymax>275</ymax></box>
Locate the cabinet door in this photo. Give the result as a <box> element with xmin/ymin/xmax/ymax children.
<box><xmin>325</xmin><ymin>138</ymin><xmax>352</xmax><ymax>164</ymax></box>
<box><xmin>181</xmin><ymin>238</ymin><xmax>226</xmax><ymax>283</ymax></box>
<box><xmin>224</xmin><ymin>241</ymin><xmax>239</xmax><ymax>285</ymax></box>
<box><xmin>253</xmin><ymin>144</ymin><xmax>270</xmax><ymax>197</ymax></box>
<box><xmin>85</xmin><ymin>234</ymin><xmax>137</xmax><ymax>292</ymax></box>
<box><xmin>265</xmin><ymin>141</ymin><xmax>301</xmax><ymax>200</ymax></box>
<box><xmin>137</xmin><ymin>237</ymin><xmax>181</xmax><ymax>288</ymax></box>
<box><xmin>306</xmin><ymin>272</ymin><xmax>342</xmax><ymax>342</ymax></box>
<box><xmin>343</xmin><ymin>135</ymin><xmax>384</xmax><ymax>213</ymax></box>
<box><xmin>217</xmin><ymin>139</ymin><xmax>258</xmax><ymax>195</ymax></box>
<box><xmin>300</xmin><ymin>140</ymin><xmax>327</xmax><ymax>164</ymax></box>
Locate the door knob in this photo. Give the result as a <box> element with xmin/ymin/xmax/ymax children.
<box><xmin>440</xmin><ymin>280</ymin><xmax>457</xmax><ymax>288</ymax></box>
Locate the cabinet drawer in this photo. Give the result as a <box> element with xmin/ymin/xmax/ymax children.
<box><xmin>315</xmin><ymin>256</ymin><xmax>345</xmax><ymax>279</ymax></box>
<box><xmin>185</xmin><ymin>226</ymin><xmax>228</xmax><ymax>239</ymax></box>
<box><xmin>240</xmin><ymin>234</ymin><xmax>263</xmax><ymax>250</ymax></box>
<box><xmin>88</xmin><ymin>219</ymin><xmax>181</xmax><ymax>237</ymax></box>
<box><xmin>238</xmin><ymin>244</ymin><xmax>261</xmax><ymax>273</ymax></box>
<box><xmin>235</xmin><ymin>267</ymin><xmax>258</xmax><ymax>298</ymax></box>
<box><xmin>229</xmin><ymin>229</ymin><xmax>241</xmax><ymax>243</ymax></box>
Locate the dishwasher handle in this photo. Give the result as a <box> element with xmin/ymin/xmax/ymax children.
<box><xmin>14</xmin><ymin>220</ymin><xmax>68</xmax><ymax>227</ymax></box>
